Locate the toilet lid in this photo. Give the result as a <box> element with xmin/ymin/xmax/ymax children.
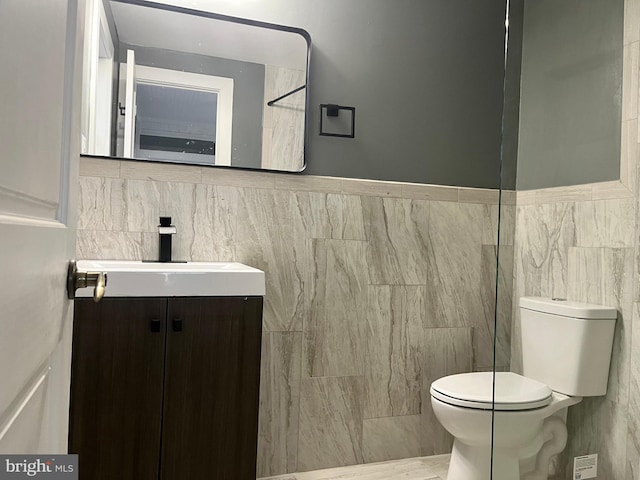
<box><xmin>430</xmin><ymin>372</ymin><xmax>553</xmax><ymax>411</ymax></box>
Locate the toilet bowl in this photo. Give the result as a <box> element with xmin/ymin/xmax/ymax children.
<box><xmin>431</xmin><ymin>372</ymin><xmax>581</xmax><ymax>480</ymax></box>
<box><xmin>430</xmin><ymin>297</ymin><xmax>617</xmax><ymax>480</ymax></box>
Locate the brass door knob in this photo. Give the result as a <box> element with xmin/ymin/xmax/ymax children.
<box><xmin>67</xmin><ymin>261</ymin><xmax>108</xmax><ymax>303</ymax></box>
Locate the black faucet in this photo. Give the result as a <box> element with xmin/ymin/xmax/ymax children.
<box><xmin>158</xmin><ymin>216</ymin><xmax>176</xmax><ymax>262</ymax></box>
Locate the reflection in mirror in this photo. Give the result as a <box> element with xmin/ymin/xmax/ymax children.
<box><xmin>81</xmin><ymin>0</ymin><xmax>310</xmax><ymax>172</ymax></box>
<box><xmin>135</xmin><ymin>84</ymin><xmax>219</xmax><ymax>163</ymax></box>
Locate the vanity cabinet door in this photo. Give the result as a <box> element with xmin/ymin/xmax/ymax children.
<box><xmin>69</xmin><ymin>298</ymin><xmax>167</xmax><ymax>480</ymax></box>
<box><xmin>161</xmin><ymin>297</ymin><xmax>263</xmax><ymax>480</ymax></box>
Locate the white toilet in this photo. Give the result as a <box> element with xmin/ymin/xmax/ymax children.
<box><xmin>430</xmin><ymin>297</ymin><xmax>617</xmax><ymax>480</ymax></box>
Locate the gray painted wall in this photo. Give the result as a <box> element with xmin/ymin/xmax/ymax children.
<box><xmin>516</xmin><ymin>0</ymin><xmax>623</xmax><ymax>190</ymax></box>
<box><xmin>296</xmin><ymin>0</ymin><xmax>508</xmax><ymax>188</ymax></box>
<box><xmin>120</xmin><ymin>44</ymin><xmax>265</xmax><ymax>169</ymax></box>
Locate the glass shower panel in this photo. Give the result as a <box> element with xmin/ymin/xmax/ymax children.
<box><xmin>489</xmin><ymin>0</ymin><xmax>522</xmax><ymax>477</ymax></box>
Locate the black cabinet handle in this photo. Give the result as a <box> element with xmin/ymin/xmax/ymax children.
<box><xmin>150</xmin><ymin>318</ymin><xmax>161</xmax><ymax>333</ymax></box>
<box><xmin>172</xmin><ymin>318</ymin><xmax>183</xmax><ymax>332</ymax></box>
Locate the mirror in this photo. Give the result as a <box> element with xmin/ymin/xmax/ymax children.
<box><xmin>81</xmin><ymin>0</ymin><xmax>310</xmax><ymax>172</ymax></box>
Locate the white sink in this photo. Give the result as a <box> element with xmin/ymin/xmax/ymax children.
<box><xmin>75</xmin><ymin>260</ymin><xmax>265</xmax><ymax>297</ymax></box>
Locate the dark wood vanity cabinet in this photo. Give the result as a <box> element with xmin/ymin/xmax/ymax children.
<box><xmin>69</xmin><ymin>296</ymin><xmax>263</xmax><ymax>480</ymax></box>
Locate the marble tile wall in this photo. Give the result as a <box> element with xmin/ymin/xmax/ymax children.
<box><xmin>77</xmin><ymin>156</ymin><xmax>513</xmax><ymax>476</ymax></box>
<box><xmin>512</xmin><ymin>195</ymin><xmax>635</xmax><ymax>479</ymax></box>
<box><xmin>511</xmin><ymin>2</ymin><xmax>640</xmax><ymax>477</ymax></box>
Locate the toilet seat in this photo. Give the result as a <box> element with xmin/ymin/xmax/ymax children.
<box><xmin>430</xmin><ymin>372</ymin><xmax>553</xmax><ymax>411</ymax></box>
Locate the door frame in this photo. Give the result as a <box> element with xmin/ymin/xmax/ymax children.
<box><xmin>128</xmin><ymin>63</ymin><xmax>234</xmax><ymax>166</ymax></box>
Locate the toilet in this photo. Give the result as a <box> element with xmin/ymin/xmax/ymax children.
<box><xmin>430</xmin><ymin>297</ymin><xmax>617</xmax><ymax>480</ymax></box>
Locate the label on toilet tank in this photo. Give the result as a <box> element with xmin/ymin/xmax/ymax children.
<box><xmin>573</xmin><ymin>454</ymin><xmax>597</xmax><ymax>479</ymax></box>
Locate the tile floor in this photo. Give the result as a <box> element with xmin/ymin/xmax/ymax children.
<box><xmin>259</xmin><ymin>454</ymin><xmax>450</xmax><ymax>480</ymax></box>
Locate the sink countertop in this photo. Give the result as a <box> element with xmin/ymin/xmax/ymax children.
<box><xmin>75</xmin><ymin>260</ymin><xmax>265</xmax><ymax>297</ymax></box>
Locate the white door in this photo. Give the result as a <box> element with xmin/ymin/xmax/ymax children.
<box><xmin>0</xmin><ymin>0</ymin><xmax>82</xmax><ymax>453</ymax></box>
<box><xmin>123</xmin><ymin>49</ymin><xmax>137</xmax><ymax>158</ymax></box>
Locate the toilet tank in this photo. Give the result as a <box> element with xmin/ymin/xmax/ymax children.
<box><xmin>520</xmin><ymin>297</ymin><xmax>617</xmax><ymax>397</ymax></box>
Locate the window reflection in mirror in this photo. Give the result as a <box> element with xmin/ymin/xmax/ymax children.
<box><xmin>81</xmin><ymin>0</ymin><xmax>310</xmax><ymax>172</ymax></box>
<box><xmin>118</xmin><ymin>57</ymin><xmax>234</xmax><ymax>165</ymax></box>
<box><xmin>135</xmin><ymin>85</ymin><xmax>218</xmax><ymax>164</ymax></box>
